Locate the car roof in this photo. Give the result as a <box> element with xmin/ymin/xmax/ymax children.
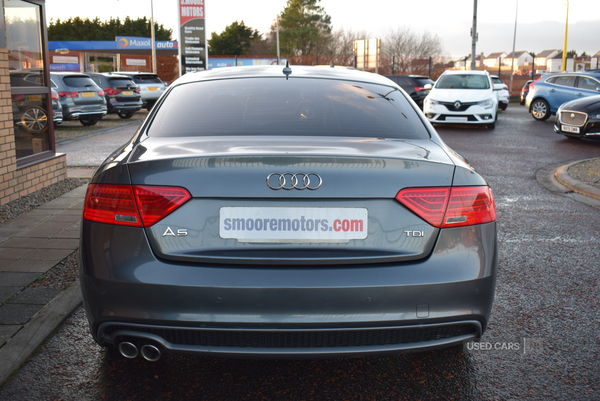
<box><xmin>174</xmin><ymin>65</ymin><xmax>397</xmax><ymax>87</ymax></box>
<box><xmin>50</xmin><ymin>72</ymin><xmax>91</xmax><ymax>77</ymax></box>
<box><xmin>442</xmin><ymin>70</ymin><xmax>489</xmax><ymax>76</ymax></box>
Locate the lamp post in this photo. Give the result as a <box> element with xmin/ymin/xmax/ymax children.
<box><xmin>509</xmin><ymin>0</ymin><xmax>518</xmax><ymax>94</ymax></box>
<box><xmin>150</xmin><ymin>0</ymin><xmax>157</xmax><ymax>74</ymax></box>
<box><xmin>562</xmin><ymin>0</ymin><xmax>569</xmax><ymax>72</ymax></box>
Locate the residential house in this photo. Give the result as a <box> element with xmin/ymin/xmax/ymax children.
<box><xmin>503</xmin><ymin>51</ymin><xmax>533</xmax><ymax>67</ymax></box>
<box><xmin>547</xmin><ymin>52</ymin><xmax>575</xmax><ymax>73</ymax></box>
<box><xmin>591</xmin><ymin>51</ymin><xmax>600</xmax><ymax>70</ymax></box>
<box><xmin>534</xmin><ymin>50</ymin><xmax>559</xmax><ymax>69</ymax></box>
<box><xmin>483</xmin><ymin>52</ymin><xmax>507</xmax><ymax>68</ymax></box>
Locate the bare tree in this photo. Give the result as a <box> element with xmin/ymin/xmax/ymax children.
<box><xmin>381</xmin><ymin>27</ymin><xmax>446</xmax><ymax>75</ymax></box>
<box><xmin>319</xmin><ymin>28</ymin><xmax>370</xmax><ymax>65</ymax></box>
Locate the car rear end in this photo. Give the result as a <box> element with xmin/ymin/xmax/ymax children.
<box><xmin>119</xmin><ymin>72</ymin><xmax>165</xmax><ymax>110</ymax></box>
<box><xmin>99</xmin><ymin>74</ymin><xmax>142</xmax><ymax>117</ymax></box>
<box><xmin>51</xmin><ymin>89</ymin><xmax>63</xmax><ymax>125</ymax></box>
<box><xmin>80</xmin><ymin>68</ymin><xmax>497</xmax><ymax>359</ymax></box>
<box><xmin>491</xmin><ymin>76</ymin><xmax>509</xmax><ymax>110</ymax></box>
<box><xmin>52</xmin><ymin>73</ymin><xmax>107</xmax><ymax>121</ymax></box>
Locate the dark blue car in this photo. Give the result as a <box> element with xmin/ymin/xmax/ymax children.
<box><xmin>525</xmin><ymin>71</ymin><xmax>600</xmax><ymax>120</ymax></box>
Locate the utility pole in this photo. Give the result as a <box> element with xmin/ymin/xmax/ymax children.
<box><xmin>276</xmin><ymin>15</ymin><xmax>281</xmax><ymax>65</ymax></box>
<box><xmin>509</xmin><ymin>0</ymin><xmax>519</xmax><ymax>94</ymax></box>
<box><xmin>150</xmin><ymin>0</ymin><xmax>156</xmax><ymax>74</ymax></box>
<box><xmin>562</xmin><ymin>0</ymin><xmax>569</xmax><ymax>72</ymax></box>
<box><xmin>470</xmin><ymin>0</ymin><xmax>478</xmax><ymax>70</ymax></box>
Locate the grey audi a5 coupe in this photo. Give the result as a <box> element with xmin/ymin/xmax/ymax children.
<box><xmin>80</xmin><ymin>65</ymin><xmax>498</xmax><ymax>361</ymax></box>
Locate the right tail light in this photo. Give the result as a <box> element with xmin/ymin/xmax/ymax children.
<box><xmin>396</xmin><ymin>186</ymin><xmax>496</xmax><ymax>228</ymax></box>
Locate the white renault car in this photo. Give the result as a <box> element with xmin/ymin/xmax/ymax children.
<box><xmin>423</xmin><ymin>70</ymin><xmax>498</xmax><ymax>129</ymax></box>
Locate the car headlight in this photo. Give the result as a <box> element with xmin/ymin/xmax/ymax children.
<box><xmin>426</xmin><ymin>99</ymin><xmax>439</xmax><ymax>108</ymax></box>
<box><xmin>477</xmin><ymin>99</ymin><xmax>494</xmax><ymax>109</ymax></box>
<box><xmin>595</xmin><ymin>114</ymin><xmax>600</xmax><ymax>119</ymax></box>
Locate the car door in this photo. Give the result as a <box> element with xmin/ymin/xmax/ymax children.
<box><xmin>573</xmin><ymin>76</ymin><xmax>600</xmax><ymax>100</ymax></box>
<box><xmin>547</xmin><ymin>75</ymin><xmax>576</xmax><ymax>111</ymax></box>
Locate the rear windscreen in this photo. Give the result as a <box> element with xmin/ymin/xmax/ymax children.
<box><xmin>147</xmin><ymin>77</ymin><xmax>430</xmax><ymax>139</ymax></box>
<box><xmin>108</xmin><ymin>78</ymin><xmax>135</xmax><ymax>87</ymax></box>
<box><xmin>63</xmin><ymin>76</ymin><xmax>97</xmax><ymax>88</ymax></box>
<box><xmin>132</xmin><ymin>75</ymin><xmax>162</xmax><ymax>84</ymax></box>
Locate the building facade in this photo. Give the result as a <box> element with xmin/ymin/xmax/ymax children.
<box><xmin>1</xmin><ymin>0</ymin><xmax>67</xmax><ymax>206</ymax></box>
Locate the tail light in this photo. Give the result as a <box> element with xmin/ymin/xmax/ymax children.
<box><xmin>528</xmin><ymin>77</ymin><xmax>542</xmax><ymax>91</ymax></box>
<box><xmin>414</xmin><ymin>87</ymin><xmax>425</xmax><ymax>92</ymax></box>
<box><xmin>134</xmin><ymin>88</ymin><xmax>141</xmax><ymax>94</ymax></box>
<box><xmin>83</xmin><ymin>184</ymin><xmax>191</xmax><ymax>227</ymax></box>
<box><xmin>103</xmin><ymin>88</ymin><xmax>121</xmax><ymax>95</ymax></box>
<box><xmin>59</xmin><ymin>91</ymin><xmax>79</xmax><ymax>98</ymax></box>
<box><xmin>98</xmin><ymin>90</ymin><xmax>105</xmax><ymax>96</ymax></box>
<box><xmin>51</xmin><ymin>92</ymin><xmax>59</xmax><ymax>100</ymax></box>
<box><xmin>396</xmin><ymin>186</ymin><xmax>496</xmax><ymax>228</ymax></box>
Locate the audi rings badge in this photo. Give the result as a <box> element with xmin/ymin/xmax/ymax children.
<box><xmin>266</xmin><ymin>172</ymin><xmax>322</xmax><ymax>190</ymax></box>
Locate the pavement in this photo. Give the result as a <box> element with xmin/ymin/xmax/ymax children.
<box><xmin>0</xmin><ymin>125</ymin><xmax>599</xmax><ymax>385</ymax></box>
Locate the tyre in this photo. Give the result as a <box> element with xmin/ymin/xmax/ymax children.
<box><xmin>499</xmin><ymin>102</ymin><xmax>507</xmax><ymax>111</ymax></box>
<box><xmin>79</xmin><ymin>117</ymin><xmax>100</xmax><ymax>126</ymax></box>
<box><xmin>21</xmin><ymin>106</ymin><xmax>48</xmax><ymax>134</ymax></box>
<box><xmin>530</xmin><ymin>99</ymin><xmax>551</xmax><ymax>121</ymax></box>
<box><xmin>118</xmin><ymin>111</ymin><xmax>135</xmax><ymax>119</ymax></box>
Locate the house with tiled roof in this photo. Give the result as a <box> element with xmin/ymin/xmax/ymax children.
<box><xmin>483</xmin><ymin>52</ymin><xmax>507</xmax><ymax>67</ymax></box>
<box><xmin>591</xmin><ymin>51</ymin><xmax>600</xmax><ymax>70</ymax></box>
<box><xmin>503</xmin><ymin>51</ymin><xmax>533</xmax><ymax>67</ymax></box>
<box><xmin>534</xmin><ymin>50</ymin><xmax>559</xmax><ymax>68</ymax></box>
<box><xmin>547</xmin><ymin>52</ymin><xmax>574</xmax><ymax>72</ymax></box>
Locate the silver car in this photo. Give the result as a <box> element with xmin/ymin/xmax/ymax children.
<box><xmin>109</xmin><ymin>71</ymin><xmax>165</xmax><ymax>110</ymax></box>
<box><xmin>50</xmin><ymin>72</ymin><xmax>107</xmax><ymax>126</ymax></box>
<box><xmin>80</xmin><ymin>66</ymin><xmax>498</xmax><ymax>361</ymax></box>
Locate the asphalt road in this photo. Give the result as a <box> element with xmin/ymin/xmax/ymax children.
<box><xmin>1</xmin><ymin>105</ymin><xmax>599</xmax><ymax>400</ymax></box>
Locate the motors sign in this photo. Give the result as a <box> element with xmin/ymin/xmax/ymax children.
<box><xmin>178</xmin><ymin>0</ymin><xmax>207</xmax><ymax>75</ymax></box>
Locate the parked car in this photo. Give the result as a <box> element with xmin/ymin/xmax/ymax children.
<box><xmin>525</xmin><ymin>71</ymin><xmax>600</xmax><ymax>121</ymax></box>
<box><xmin>87</xmin><ymin>73</ymin><xmax>142</xmax><ymax>119</ymax></box>
<box><xmin>109</xmin><ymin>71</ymin><xmax>165</xmax><ymax>110</ymax></box>
<box><xmin>554</xmin><ymin>94</ymin><xmax>600</xmax><ymax>139</ymax></box>
<box><xmin>51</xmin><ymin>89</ymin><xmax>63</xmax><ymax>126</ymax></box>
<box><xmin>9</xmin><ymin>70</ymin><xmax>51</xmax><ymax>134</ymax></box>
<box><xmin>50</xmin><ymin>72</ymin><xmax>107</xmax><ymax>126</ymax></box>
<box><xmin>490</xmin><ymin>75</ymin><xmax>509</xmax><ymax>110</ymax></box>
<box><xmin>80</xmin><ymin>65</ymin><xmax>498</xmax><ymax>360</ymax></box>
<box><xmin>520</xmin><ymin>80</ymin><xmax>533</xmax><ymax>105</ymax></box>
<box><xmin>384</xmin><ymin>75</ymin><xmax>434</xmax><ymax>108</ymax></box>
<box><xmin>423</xmin><ymin>70</ymin><xmax>498</xmax><ymax>129</ymax></box>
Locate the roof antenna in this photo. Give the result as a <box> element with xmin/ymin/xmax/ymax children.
<box><xmin>283</xmin><ymin>61</ymin><xmax>292</xmax><ymax>80</ymax></box>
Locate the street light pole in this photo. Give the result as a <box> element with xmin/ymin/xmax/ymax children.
<box><xmin>470</xmin><ymin>0</ymin><xmax>478</xmax><ymax>71</ymax></box>
<box><xmin>509</xmin><ymin>0</ymin><xmax>518</xmax><ymax>94</ymax></box>
<box><xmin>150</xmin><ymin>0</ymin><xmax>157</xmax><ymax>74</ymax></box>
<box><xmin>276</xmin><ymin>15</ymin><xmax>281</xmax><ymax>66</ymax></box>
<box><xmin>562</xmin><ymin>0</ymin><xmax>569</xmax><ymax>72</ymax></box>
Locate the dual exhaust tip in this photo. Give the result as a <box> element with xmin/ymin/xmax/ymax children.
<box><xmin>118</xmin><ymin>341</ymin><xmax>162</xmax><ymax>362</ymax></box>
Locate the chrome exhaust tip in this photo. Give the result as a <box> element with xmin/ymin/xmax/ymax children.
<box><xmin>118</xmin><ymin>341</ymin><xmax>139</xmax><ymax>359</ymax></box>
<box><xmin>140</xmin><ymin>344</ymin><xmax>162</xmax><ymax>362</ymax></box>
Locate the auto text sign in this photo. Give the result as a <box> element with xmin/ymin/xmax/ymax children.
<box><xmin>178</xmin><ymin>0</ymin><xmax>207</xmax><ymax>75</ymax></box>
<box><xmin>220</xmin><ymin>207</ymin><xmax>368</xmax><ymax>243</ymax></box>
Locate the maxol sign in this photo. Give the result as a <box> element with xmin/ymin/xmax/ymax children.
<box><xmin>116</xmin><ymin>36</ymin><xmax>178</xmax><ymax>50</ymax></box>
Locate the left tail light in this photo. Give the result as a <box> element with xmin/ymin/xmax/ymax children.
<box><xmin>51</xmin><ymin>92</ymin><xmax>59</xmax><ymax>100</ymax></box>
<box><xmin>83</xmin><ymin>184</ymin><xmax>191</xmax><ymax>227</ymax></box>
<box><xmin>395</xmin><ymin>186</ymin><xmax>496</xmax><ymax>228</ymax></box>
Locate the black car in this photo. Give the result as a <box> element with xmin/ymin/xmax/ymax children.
<box><xmin>80</xmin><ymin>65</ymin><xmax>498</xmax><ymax>361</ymax></box>
<box><xmin>554</xmin><ymin>94</ymin><xmax>600</xmax><ymax>139</ymax></box>
<box><xmin>87</xmin><ymin>73</ymin><xmax>143</xmax><ymax>119</ymax></box>
<box><xmin>520</xmin><ymin>80</ymin><xmax>533</xmax><ymax>105</ymax></box>
<box><xmin>384</xmin><ymin>75</ymin><xmax>434</xmax><ymax>108</ymax></box>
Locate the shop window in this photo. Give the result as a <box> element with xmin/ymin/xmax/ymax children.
<box><xmin>5</xmin><ymin>0</ymin><xmax>53</xmax><ymax>161</ymax></box>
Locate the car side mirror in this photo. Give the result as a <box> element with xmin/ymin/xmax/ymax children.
<box><xmin>424</xmin><ymin>84</ymin><xmax>433</xmax><ymax>90</ymax></box>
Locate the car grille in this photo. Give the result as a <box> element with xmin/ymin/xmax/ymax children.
<box><xmin>102</xmin><ymin>323</ymin><xmax>479</xmax><ymax>348</ymax></box>
<box><xmin>438</xmin><ymin>114</ymin><xmax>479</xmax><ymax>122</ymax></box>
<box><xmin>440</xmin><ymin>101</ymin><xmax>477</xmax><ymax>111</ymax></box>
<box><xmin>559</xmin><ymin>110</ymin><xmax>587</xmax><ymax>126</ymax></box>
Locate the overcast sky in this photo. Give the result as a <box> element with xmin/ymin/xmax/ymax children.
<box><xmin>45</xmin><ymin>0</ymin><xmax>600</xmax><ymax>59</ymax></box>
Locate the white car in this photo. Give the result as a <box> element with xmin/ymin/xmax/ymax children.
<box><xmin>423</xmin><ymin>70</ymin><xmax>498</xmax><ymax>129</ymax></box>
<box><xmin>491</xmin><ymin>75</ymin><xmax>509</xmax><ymax>110</ymax></box>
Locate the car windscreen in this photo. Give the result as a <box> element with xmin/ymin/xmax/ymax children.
<box><xmin>63</xmin><ymin>76</ymin><xmax>97</xmax><ymax>88</ymax></box>
<box><xmin>147</xmin><ymin>78</ymin><xmax>430</xmax><ymax>139</ymax></box>
<box><xmin>132</xmin><ymin>75</ymin><xmax>162</xmax><ymax>84</ymax></box>
<box><xmin>436</xmin><ymin>74</ymin><xmax>490</xmax><ymax>89</ymax></box>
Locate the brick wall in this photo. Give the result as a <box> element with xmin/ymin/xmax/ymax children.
<box><xmin>0</xmin><ymin>48</ymin><xmax>67</xmax><ymax>206</ymax></box>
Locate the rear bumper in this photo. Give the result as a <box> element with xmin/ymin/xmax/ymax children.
<box><xmin>80</xmin><ymin>221</ymin><xmax>498</xmax><ymax>357</ymax></box>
